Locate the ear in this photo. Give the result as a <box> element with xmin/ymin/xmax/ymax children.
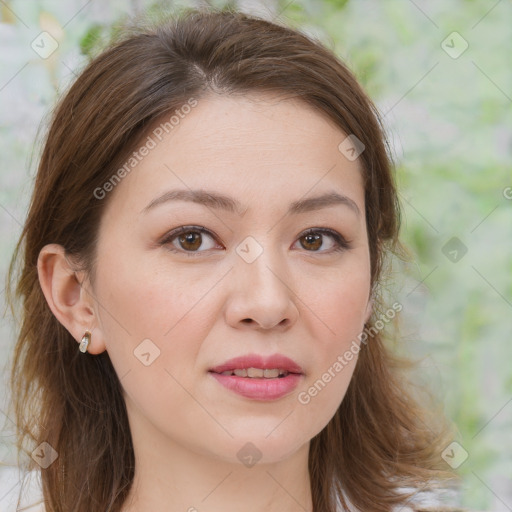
<box><xmin>37</xmin><ymin>244</ymin><xmax>106</xmax><ymax>355</ymax></box>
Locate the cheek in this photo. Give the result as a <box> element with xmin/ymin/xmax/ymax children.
<box><xmin>91</xmin><ymin>253</ymin><xmax>216</xmax><ymax>425</ymax></box>
<box><xmin>294</xmin><ymin>296</ymin><xmax>367</xmax><ymax>437</ymax></box>
<box><xmin>91</xmin><ymin>248</ymin><xmax>225</xmax><ymax>399</ymax></box>
<box><xmin>293</xmin><ymin>259</ymin><xmax>370</xmax><ymax>414</ymax></box>
<box><xmin>300</xmin><ymin>259</ymin><xmax>371</xmax><ymax>343</ymax></box>
<box><xmin>94</xmin><ymin>247</ymin><xmax>216</xmax><ymax>339</ymax></box>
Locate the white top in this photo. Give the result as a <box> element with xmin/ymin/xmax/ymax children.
<box><xmin>0</xmin><ymin>466</ymin><xmax>45</xmax><ymax>511</ymax></box>
<box><xmin>0</xmin><ymin>465</ymin><xmax>446</xmax><ymax>512</ymax></box>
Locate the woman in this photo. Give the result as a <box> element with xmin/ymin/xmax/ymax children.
<box><xmin>6</xmin><ymin>7</ymin><xmax>462</xmax><ymax>512</ymax></box>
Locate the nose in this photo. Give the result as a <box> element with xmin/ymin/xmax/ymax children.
<box><xmin>224</xmin><ymin>248</ymin><xmax>299</xmax><ymax>331</ymax></box>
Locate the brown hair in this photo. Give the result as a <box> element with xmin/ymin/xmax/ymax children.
<box><xmin>7</xmin><ymin>7</ymin><xmax>461</xmax><ymax>512</ymax></box>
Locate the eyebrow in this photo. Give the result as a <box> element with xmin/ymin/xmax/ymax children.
<box><xmin>141</xmin><ymin>189</ymin><xmax>361</xmax><ymax>217</ymax></box>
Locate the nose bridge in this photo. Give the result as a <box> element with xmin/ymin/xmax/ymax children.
<box><xmin>226</xmin><ymin>233</ymin><xmax>298</xmax><ymax>329</ymax></box>
<box><xmin>234</xmin><ymin>234</ymin><xmax>287</xmax><ymax>293</ymax></box>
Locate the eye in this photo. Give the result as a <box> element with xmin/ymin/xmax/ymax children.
<box><xmin>160</xmin><ymin>226</ymin><xmax>351</xmax><ymax>257</ymax></box>
<box><xmin>160</xmin><ymin>226</ymin><xmax>221</xmax><ymax>256</ymax></box>
<box><xmin>293</xmin><ymin>228</ymin><xmax>351</xmax><ymax>253</ymax></box>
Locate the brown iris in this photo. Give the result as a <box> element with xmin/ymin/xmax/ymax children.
<box><xmin>300</xmin><ymin>233</ymin><xmax>322</xmax><ymax>251</ymax></box>
<box><xmin>178</xmin><ymin>231</ymin><xmax>202</xmax><ymax>251</ymax></box>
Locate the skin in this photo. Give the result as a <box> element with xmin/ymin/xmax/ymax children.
<box><xmin>38</xmin><ymin>92</ymin><xmax>372</xmax><ymax>512</ymax></box>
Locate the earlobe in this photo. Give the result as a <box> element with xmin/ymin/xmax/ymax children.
<box><xmin>37</xmin><ymin>244</ymin><xmax>106</xmax><ymax>354</ymax></box>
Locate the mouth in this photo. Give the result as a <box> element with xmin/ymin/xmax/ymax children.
<box><xmin>208</xmin><ymin>353</ymin><xmax>304</xmax><ymax>377</ymax></box>
<box><xmin>208</xmin><ymin>354</ymin><xmax>304</xmax><ymax>400</ymax></box>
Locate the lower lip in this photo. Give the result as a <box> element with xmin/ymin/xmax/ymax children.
<box><xmin>209</xmin><ymin>372</ymin><xmax>303</xmax><ymax>400</ymax></box>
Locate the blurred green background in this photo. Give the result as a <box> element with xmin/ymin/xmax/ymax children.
<box><xmin>0</xmin><ymin>0</ymin><xmax>510</xmax><ymax>510</ymax></box>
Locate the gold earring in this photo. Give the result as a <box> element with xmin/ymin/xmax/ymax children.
<box><xmin>79</xmin><ymin>331</ymin><xmax>91</xmax><ymax>353</ymax></box>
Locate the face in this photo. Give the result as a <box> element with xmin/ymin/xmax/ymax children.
<box><xmin>89</xmin><ymin>93</ymin><xmax>372</xmax><ymax>465</ymax></box>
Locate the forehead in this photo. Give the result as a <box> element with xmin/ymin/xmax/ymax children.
<box><xmin>164</xmin><ymin>92</ymin><xmax>352</xmax><ymax>156</ymax></box>
<box><xmin>102</xmin><ymin>92</ymin><xmax>366</xmax><ymax>218</ymax></box>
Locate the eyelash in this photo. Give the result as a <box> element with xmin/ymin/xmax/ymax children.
<box><xmin>159</xmin><ymin>225</ymin><xmax>352</xmax><ymax>257</ymax></box>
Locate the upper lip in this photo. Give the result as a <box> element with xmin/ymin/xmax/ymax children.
<box><xmin>209</xmin><ymin>353</ymin><xmax>304</xmax><ymax>374</ymax></box>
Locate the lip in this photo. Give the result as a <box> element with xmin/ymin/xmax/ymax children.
<box><xmin>208</xmin><ymin>353</ymin><xmax>304</xmax><ymax>401</ymax></box>
<box><xmin>209</xmin><ymin>353</ymin><xmax>304</xmax><ymax>374</ymax></box>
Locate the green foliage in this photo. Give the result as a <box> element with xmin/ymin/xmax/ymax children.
<box><xmin>79</xmin><ymin>23</ymin><xmax>104</xmax><ymax>57</ymax></box>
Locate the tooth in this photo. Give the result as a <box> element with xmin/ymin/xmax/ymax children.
<box><xmin>226</xmin><ymin>368</ymin><xmax>290</xmax><ymax>378</ymax></box>
<box><xmin>247</xmin><ymin>368</ymin><xmax>264</xmax><ymax>378</ymax></box>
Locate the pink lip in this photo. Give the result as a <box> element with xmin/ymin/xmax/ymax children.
<box><xmin>209</xmin><ymin>372</ymin><xmax>302</xmax><ymax>400</ymax></box>
<box><xmin>208</xmin><ymin>353</ymin><xmax>304</xmax><ymax>401</ymax></box>
<box><xmin>209</xmin><ymin>353</ymin><xmax>304</xmax><ymax>374</ymax></box>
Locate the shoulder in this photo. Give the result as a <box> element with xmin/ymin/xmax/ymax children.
<box><xmin>393</xmin><ymin>486</ymin><xmax>467</xmax><ymax>512</ymax></box>
<box><xmin>411</xmin><ymin>508</ymin><xmax>469</xmax><ymax>512</ymax></box>
<box><xmin>335</xmin><ymin>485</ymin><xmax>464</xmax><ymax>512</ymax></box>
<box><xmin>0</xmin><ymin>465</ymin><xmax>45</xmax><ymax>511</ymax></box>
